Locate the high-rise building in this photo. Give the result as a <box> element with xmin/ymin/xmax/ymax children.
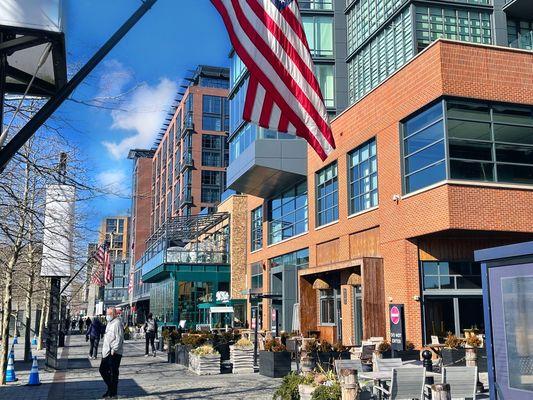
<box><xmin>226</xmin><ymin>0</ymin><xmax>533</xmax><ymax>345</ymax></box>
<box><xmin>151</xmin><ymin>65</ymin><xmax>230</xmax><ymax>234</ymax></box>
<box><xmin>128</xmin><ymin>149</ymin><xmax>154</xmax><ymax>322</ymax></box>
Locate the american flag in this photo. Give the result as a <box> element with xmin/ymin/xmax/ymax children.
<box><xmin>103</xmin><ymin>250</ymin><xmax>112</xmax><ymax>284</ymax></box>
<box><xmin>212</xmin><ymin>0</ymin><xmax>335</xmax><ymax>160</ymax></box>
<box><xmin>90</xmin><ymin>243</ymin><xmax>110</xmax><ymax>287</ymax></box>
<box><xmin>127</xmin><ymin>270</ymin><xmax>134</xmax><ymax>294</ymax></box>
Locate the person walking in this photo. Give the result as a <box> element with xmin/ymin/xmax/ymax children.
<box><xmin>143</xmin><ymin>313</ymin><xmax>157</xmax><ymax>357</ymax></box>
<box><xmin>99</xmin><ymin>308</ymin><xmax>124</xmax><ymax>399</ymax></box>
<box><xmin>86</xmin><ymin>316</ymin><xmax>103</xmax><ymax>359</ymax></box>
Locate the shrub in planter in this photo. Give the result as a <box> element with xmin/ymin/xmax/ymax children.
<box><xmin>259</xmin><ymin>339</ymin><xmax>291</xmax><ymax>378</ymax></box>
<box><xmin>311</xmin><ymin>382</ymin><xmax>342</xmax><ymax>400</ymax></box>
<box><xmin>301</xmin><ymin>339</ymin><xmax>318</xmax><ymax>372</ymax></box>
<box><xmin>273</xmin><ymin>372</ymin><xmax>313</xmax><ymax>400</ymax></box>
<box><xmin>331</xmin><ymin>342</ymin><xmax>351</xmax><ymax>362</ymax></box>
<box><xmin>442</xmin><ymin>333</ymin><xmax>466</xmax><ymax>366</ymax></box>
<box><xmin>189</xmin><ymin>345</ymin><xmax>221</xmax><ymax>375</ymax></box>
<box><xmin>231</xmin><ymin>338</ymin><xmax>254</xmax><ymax>374</ymax></box>
<box><xmin>316</xmin><ymin>341</ymin><xmax>333</xmax><ymax>371</ymax></box>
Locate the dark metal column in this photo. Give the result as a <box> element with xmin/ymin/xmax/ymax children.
<box><xmin>45</xmin><ymin>277</ymin><xmax>61</xmax><ymax>369</ymax></box>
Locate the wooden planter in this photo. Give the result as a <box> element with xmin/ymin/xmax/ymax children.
<box><xmin>176</xmin><ymin>344</ymin><xmax>192</xmax><ymax>366</ymax></box>
<box><xmin>298</xmin><ymin>384</ymin><xmax>316</xmax><ymax>400</ymax></box>
<box><xmin>188</xmin><ymin>352</ymin><xmax>221</xmax><ymax>375</ymax></box>
<box><xmin>442</xmin><ymin>348</ymin><xmax>466</xmax><ymax>367</ymax></box>
<box><xmin>259</xmin><ymin>351</ymin><xmax>291</xmax><ymax>378</ymax></box>
<box><xmin>230</xmin><ymin>346</ymin><xmax>254</xmax><ymax>374</ymax></box>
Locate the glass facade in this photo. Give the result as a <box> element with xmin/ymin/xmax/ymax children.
<box><xmin>251</xmin><ymin>206</ymin><xmax>263</xmax><ymax>251</ymax></box>
<box><xmin>403</xmin><ymin>99</ymin><xmax>533</xmax><ymax>194</ymax></box>
<box><xmin>315</xmin><ymin>64</ymin><xmax>335</xmax><ymax>108</ymax></box>
<box><xmin>202</xmin><ymin>95</ymin><xmax>229</xmax><ymax>132</ymax></box>
<box><xmin>269</xmin><ymin>248</ymin><xmax>309</xmax><ymax>271</ymax></box>
<box><xmin>150</xmin><ymin>280</ymin><xmax>175</xmax><ymax>324</ymax></box>
<box><xmin>316</xmin><ymin>162</ymin><xmax>339</xmax><ymax>226</ymax></box>
<box><xmin>348</xmin><ymin>138</ymin><xmax>378</xmax><ymax>214</ymax></box>
<box><xmin>348</xmin><ymin>8</ymin><xmax>413</xmax><ymax>103</ymax></box>
<box><xmin>268</xmin><ymin>181</ymin><xmax>308</xmax><ymax>244</ymax></box>
<box><xmin>508</xmin><ymin>19</ymin><xmax>533</xmax><ymax>50</ymax></box>
<box><xmin>302</xmin><ymin>15</ymin><xmax>334</xmax><ymax>58</ymax></box>
<box><xmin>251</xmin><ymin>262</ymin><xmax>263</xmax><ymax>292</ymax></box>
<box><xmin>300</xmin><ymin>0</ymin><xmax>333</xmax><ymax>11</ymax></box>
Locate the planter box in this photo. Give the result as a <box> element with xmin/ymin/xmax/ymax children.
<box><xmin>189</xmin><ymin>352</ymin><xmax>221</xmax><ymax>375</ymax></box>
<box><xmin>298</xmin><ymin>384</ymin><xmax>316</xmax><ymax>400</ymax></box>
<box><xmin>395</xmin><ymin>350</ymin><xmax>420</xmax><ymax>361</ymax></box>
<box><xmin>167</xmin><ymin>350</ymin><xmax>176</xmax><ymax>364</ymax></box>
<box><xmin>442</xmin><ymin>348</ymin><xmax>466</xmax><ymax>367</ymax></box>
<box><xmin>259</xmin><ymin>351</ymin><xmax>291</xmax><ymax>378</ymax></box>
<box><xmin>176</xmin><ymin>344</ymin><xmax>192</xmax><ymax>366</ymax></box>
<box><xmin>230</xmin><ymin>346</ymin><xmax>254</xmax><ymax>374</ymax></box>
<box><xmin>317</xmin><ymin>352</ymin><xmax>333</xmax><ymax>371</ymax></box>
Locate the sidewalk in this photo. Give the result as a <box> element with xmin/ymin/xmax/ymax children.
<box><xmin>1</xmin><ymin>334</ymin><xmax>281</xmax><ymax>399</ymax></box>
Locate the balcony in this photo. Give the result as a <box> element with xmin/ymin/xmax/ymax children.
<box><xmin>227</xmin><ymin>138</ymin><xmax>308</xmax><ymax>198</ymax></box>
<box><xmin>179</xmin><ymin>193</ymin><xmax>193</xmax><ymax>208</ymax></box>
<box><xmin>184</xmin><ymin>112</ymin><xmax>194</xmax><ymax>132</ymax></box>
<box><xmin>181</xmin><ymin>152</ymin><xmax>194</xmax><ymax>172</ymax></box>
<box><xmin>504</xmin><ymin>0</ymin><xmax>533</xmax><ymax>18</ymax></box>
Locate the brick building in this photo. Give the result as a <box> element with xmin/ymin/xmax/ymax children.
<box><xmin>237</xmin><ymin>40</ymin><xmax>533</xmax><ymax>347</ymax></box>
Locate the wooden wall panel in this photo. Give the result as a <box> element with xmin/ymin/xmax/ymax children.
<box><xmin>299</xmin><ymin>277</ymin><xmax>317</xmax><ymax>336</ymax></box>
<box><xmin>361</xmin><ymin>258</ymin><xmax>386</xmax><ymax>339</ymax></box>
<box><xmin>350</xmin><ymin>227</ymin><xmax>380</xmax><ymax>259</ymax></box>
<box><xmin>316</xmin><ymin>238</ymin><xmax>340</xmax><ymax>266</ymax></box>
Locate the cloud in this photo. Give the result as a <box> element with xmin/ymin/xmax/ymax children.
<box><xmin>97</xmin><ymin>169</ymin><xmax>129</xmax><ymax>197</ymax></box>
<box><xmin>102</xmin><ymin>78</ymin><xmax>177</xmax><ymax>159</ymax></box>
<box><xmin>97</xmin><ymin>59</ymin><xmax>134</xmax><ymax>99</ymax></box>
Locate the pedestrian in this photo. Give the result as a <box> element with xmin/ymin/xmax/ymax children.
<box><xmin>71</xmin><ymin>319</ymin><xmax>76</xmax><ymax>333</ymax></box>
<box><xmin>143</xmin><ymin>313</ymin><xmax>158</xmax><ymax>357</ymax></box>
<box><xmin>86</xmin><ymin>316</ymin><xmax>103</xmax><ymax>359</ymax></box>
<box><xmin>85</xmin><ymin>316</ymin><xmax>92</xmax><ymax>330</ymax></box>
<box><xmin>99</xmin><ymin>308</ymin><xmax>124</xmax><ymax>399</ymax></box>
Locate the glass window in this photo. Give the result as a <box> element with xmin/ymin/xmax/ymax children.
<box><xmin>268</xmin><ymin>181</ymin><xmax>308</xmax><ymax>244</ymax></box>
<box><xmin>270</xmin><ymin>248</ymin><xmax>309</xmax><ymax>271</ymax></box>
<box><xmin>349</xmin><ymin>138</ymin><xmax>378</xmax><ymax>214</ymax></box>
<box><xmin>201</xmin><ymin>187</ymin><xmax>221</xmax><ymax>203</ymax></box>
<box><xmin>202</xmin><ymin>95</ymin><xmax>228</xmax><ymax>132</ymax></box>
<box><xmin>302</xmin><ymin>16</ymin><xmax>334</xmax><ymax>58</ymax></box>
<box><xmin>251</xmin><ymin>262</ymin><xmax>263</xmax><ymax>292</ymax></box>
<box><xmin>299</xmin><ymin>0</ymin><xmax>333</xmax><ymax>11</ymax></box>
<box><xmin>319</xmin><ymin>289</ymin><xmax>335</xmax><ymax>325</ymax></box>
<box><xmin>316</xmin><ymin>162</ymin><xmax>338</xmax><ymax>226</ymax></box>
<box><xmin>251</xmin><ymin>206</ymin><xmax>263</xmax><ymax>251</ymax></box>
<box><xmin>422</xmin><ymin>261</ymin><xmax>481</xmax><ymax>291</ymax></box>
<box><xmin>508</xmin><ymin>19</ymin><xmax>533</xmax><ymax>50</ymax></box>
<box><xmin>315</xmin><ymin>64</ymin><xmax>335</xmax><ymax>108</ymax></box>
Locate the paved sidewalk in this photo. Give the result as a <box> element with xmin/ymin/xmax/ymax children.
<box><xmin>2</xmin><ymin>334</ymin><xmax>281</xmax><ymax>399</ymax></box>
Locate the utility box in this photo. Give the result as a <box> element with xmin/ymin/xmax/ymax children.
<box><xmin>0</xmin><ymin>0</ymin><xmax>67</xmax><ymax>96</ymax></box>
<box><xmin>475</xmin><ymin>241</ymin><xmax>533</xmax><ymax>400</ymax></box>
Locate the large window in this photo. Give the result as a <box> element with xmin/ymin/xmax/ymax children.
<box><xmin>269</xmin><ymin>248</ymin><xmax>309</xmax><ymax>271</ymax></box>
<box><xmin>415</xmin><ymin>6</ymin><xmax>492</xmax><ymax>52</ymax></box>
<box><xmin>202</xmin><ymin>95</ymin><xmax>229</xmax><ymax>131</ymax></box>
<box><xmin>201</xmin><ymin>170</ymin><xmax>224</xmax><ymax>203</ymax></box>
<box><xmin>302</xmin><ymin>16</ymin><xmax>334</xmax><ymax>58</ymax></box>
<box><xmin>348</xmin><ymin>138</ymin><xmax>378</xmax><ymax>214</ymax></box>
<box><xmin>202</xmin><ymin>134</ymin><xmax>226</xmax><ymax>167</ymax></box>
<box><xmin>315</xmin><ymin>64</ymin><xmax>335</xmax><ymax>108</ymax></box>
<box><xmin>508</xmin><ymin>19</ymin><xmax>533</xmax><ymax>50</ymax></box>
<box><xmin>251</xmin><ymin>262</ymin><xmax>263</xmax><ymax>293</ymax></box>
<box><xmin>251</xmin><ymin>206</ymin><xmax>263</xmax><ymax>251</ymax></box>
<box><xmin>319</xmin><ymin>289</ymin><xmax>335</xmax><ymax>325</ymax></box>
<box><xmin>316</xmin><ymin>162</ymin><xmax>338</xmax><ymax>227</ymax></box>
<box><xmin>268</xmin><ymin>181</ymin><xmax>308</xmax><ymax>244</ymax></box>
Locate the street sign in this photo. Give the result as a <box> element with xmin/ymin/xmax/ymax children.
<box><xmin>389</xmin><ymin>304</ymin><xmax>405</xmax><ymax>355</ymax></box>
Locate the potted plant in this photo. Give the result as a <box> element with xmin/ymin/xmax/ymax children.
<box><xmin>259</xmin><ymin>338</ymin><xmax>291</xmax><ymax>378</ymax></box>
<box><xmin>395</xmin><ymin>341</ymin><xmax>420</xmax><ymax>361</ymax></box>
<box><xmin>316</xmin><ymin>341</ymin><xmax>333</xmax><ymax>371</ymax></box>
<box><xmin>464</xmin><ymin>334</ymin><xmax>482</xmax><ymax>367</ymax></box>
<box><xmin>189</xmin><ymin>345</ymin><xmax>221</xmax><ymax>375</ymax></box>
<box><xmin>161</xmin><ymin>329</ymin><xmax>170</xmax><ymax>352</ymax></box>
<box><xmin>442</xmin><ymin>332</ymin><xmax>466</xmax><ymax>367</ymax></box>
<box><xmin>177</xmin><ymin>334</ymin><xmax>206</xmax><ymax>366</ymax></box>
<box><xmin>331</xmin><ymin>342</ymin><xmax>351</xmax><ymax>361</ymax></box>
<box><xmin>301</xmin><ymin>339</ymin><xmax>318</xmax><ymax>372</ymax></box>
<box><xmin>272</xmin><ymin>372</ymin><xmax>314</xmax><ymax>400</ymax></box>
<box><xmin>167</xmin><ymin>331</ymin><xmax>180</xmax><ymax>363</ymax></box>
<box><xmin>230</xmin><ymin>337</ymin><xmax>254</xmax><ymax>374</ymax></box>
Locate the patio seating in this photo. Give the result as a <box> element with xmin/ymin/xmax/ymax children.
<box><xmin>374</xmin><ymin>367</ymin><xmax>426</xmax><ymax>399</ymax></box>
<box><xmin>335</xmin><ymin>359</ymin><xmax>363</xmax><ymax>376</ymax></box>
<box><xmin>442</xmin><ymin>366</ymin><xmax>478</xmax><ymax>399</ymax></box>
<box><xmin>360</xmin><ymin>344</ymin><xmax>376</xmax><ymax>366</ymax></box>
<box><xmin>376</xmin><ymin>358</ymin><xmax>403</xmax><ymax>371</ymax></box>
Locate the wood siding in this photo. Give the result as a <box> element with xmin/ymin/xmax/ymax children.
<box><xmin>361</xmin><ymin>258</ymin><xmax>386</xmax><ymax>339</ymax></box>
<box><xmin>350</xmin><ymin>227</ymin><xmax>380</xmax><ymax>259</ymax></box>
<box><xmin>316</xmin><ymin>238</ymin><xmax>340</xmax><ymax>266</ymax></box>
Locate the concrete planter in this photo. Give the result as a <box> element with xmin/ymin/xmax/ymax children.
<box><xmin>298</xmin><ymin>384</ymin><xmax>316</xmax><ymax>400</ymax></box>
<box><xmin>230</xmin><ymin>346</ymin><xmax>254</xmax><ymax>374</ymax></box>
<box><xmin>259</xmin><ymin>351</ymin><xmax>291</xmax><ymax>378</ymax></box>
<box><xmin>188</xmin><ymin>352</ymin><xmax>221</xmax><ymax>375</ymax></box>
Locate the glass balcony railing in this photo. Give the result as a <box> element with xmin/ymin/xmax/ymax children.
<box><xmin>165</xmin><ymin>249</ymin><xmax>229</xmax><ymax>264</ymax></box>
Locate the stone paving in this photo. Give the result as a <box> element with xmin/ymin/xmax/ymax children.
<box><xmin>1</xmin><ymin>334</ymin><xmax>281</xmax><ymax>400</ymax></box>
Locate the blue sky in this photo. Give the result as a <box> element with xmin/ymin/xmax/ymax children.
<box><xmin>57</xmin><ymin>0</ymin><xmax>230</xmax><ymax>234</ymax></box>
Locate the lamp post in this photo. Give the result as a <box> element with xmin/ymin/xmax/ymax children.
<box><xmin>249</xmin><ymin>292</ymin><xmax>282</xmax><ymax>369</ymax></box>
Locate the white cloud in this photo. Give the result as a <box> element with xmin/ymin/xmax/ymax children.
<box><xmin>97</xmin><ymin>59</ymin><xmax>134</xmax><ymax>99</ymax></box>
<box><xmin>102</xmin><ymin>78</ymin><xmax>177</xmax><ymax>159</ymax></box>
<box><xmin>97</xmin><ymin>169</ymin><xmax>129</xmax><ymax>197</ymax></box>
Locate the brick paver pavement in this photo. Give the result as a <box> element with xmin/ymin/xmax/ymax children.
<box><xmin>1</xmin><ymin>334</ymin><xmax>281</xmax><ymax>399</ymax></box>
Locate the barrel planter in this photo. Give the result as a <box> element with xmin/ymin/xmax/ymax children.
<box><xmin>259</xmin><ymin>351</ymin><xmax>291</xmax><ymax>378</ymax></box>
<box><xmin>230</xmin><ymin>346</ymin><xmax>254</xmax><ymax>374</ymax></box>
<box><xmin>189</xmin><ymin>352</ymin><xmax>221</xmax><ymax>375</ymax></box>
<box><xmin>442</xmin><ymin>348</ymin><xmax>466</xmax><ymax>367</ymax></box>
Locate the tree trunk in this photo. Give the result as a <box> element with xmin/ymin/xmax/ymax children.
<box><xmin>24</xmin><ymin>268</ymin><xmax>35</xmax><ymax>362</ymax></box>
<box><xmin>37</xmin><ymin>285</ymin><xmax>48</xmax><ymax>351</ymax></box>
<box><xmin>0</xmin><ymin>255</ymin><xmax>17</xmax><ymax>385</ymax></box>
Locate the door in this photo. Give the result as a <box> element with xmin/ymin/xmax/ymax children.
<box><xmin>353</xmin><ymin>286</ymin><xmax>363</xmax><ymax>346</ymax></box>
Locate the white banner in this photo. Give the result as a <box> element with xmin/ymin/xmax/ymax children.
<box><xmin>41</xmin><ymin>185</ymin><xmax>75</xmax><ymax>277</ymax></box>
<box><xmin>0</xmin><ymin>0</ymin><xmax>62</xmax><ymax>32</ymax></box>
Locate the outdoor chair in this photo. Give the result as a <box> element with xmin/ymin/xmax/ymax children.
<box><xmin>335</xmin><ymin>358</ymin><xmax>363</xmax><ymax>376</ymax></box>
<box><xmin>360</xmin><ymin>344</ymin><xmax>376</xmax><ymax>366</ymax></box>
<box><xmin>376</xmin><ymin>358</ymin><xmax>403</xmax><ymax>371</ymax></box>
<box><xmin>442</xmin><ymin>366</ymin><xmax>478</xmax><ymax>399</ymax></box>
<box><xmin>374</xmin><ymin>367</ymin><xmax>426</xmax><ymax>400</ymax></box>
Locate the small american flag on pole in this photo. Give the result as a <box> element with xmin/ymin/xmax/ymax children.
<box><xmin>212</xmin><ymin>0</ymin><xmax>336</xmax><ymax>160</ymax></box>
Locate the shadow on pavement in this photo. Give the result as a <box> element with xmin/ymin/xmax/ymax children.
<box><xmin>49</xmin><ymin>378</ymin><xmax>147</xmax><ymax>399</ymax></box>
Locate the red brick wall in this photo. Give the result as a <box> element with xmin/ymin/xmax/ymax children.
<box><xmin>132</xmin><ymin>157</ymin><xmax>153</xmax><ymax>263</ymax></box>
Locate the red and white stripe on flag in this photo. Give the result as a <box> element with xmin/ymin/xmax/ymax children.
<box><xmin>212</xmin><ymin>0</ymin><xmax>335</xmax><ymax>160</ymax></box>
<box><xmin>104</xmin><ymin>250</ymin><xmax>112</xmax><ymax>284</ymax></box>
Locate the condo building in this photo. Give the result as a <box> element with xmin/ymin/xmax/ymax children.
<box><xmin>227</xmin><ymin>0</ymin><xmax>533</xmax><ymax>346</ymax></box>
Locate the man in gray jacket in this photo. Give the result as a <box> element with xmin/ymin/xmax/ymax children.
<box><xmin>99</xmin><ymin>308</ymin><xmax>124</xmax><ymax>399</ymax></box>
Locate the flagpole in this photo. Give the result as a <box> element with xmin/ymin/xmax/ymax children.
<box><xmin>60</xmin><ymin>245</ymin><xmax>102</xmax><ymax>295</ymax></box>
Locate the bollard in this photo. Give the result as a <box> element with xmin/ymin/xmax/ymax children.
<box><xmin>431</xmin><ymin>383</ymin><xmax>451</xmax><ymax>400</ymax></box>
<box><xmin>339</xmin><ymin>368</ymin><xmax>360</xmax><ymax>400</ymax></box>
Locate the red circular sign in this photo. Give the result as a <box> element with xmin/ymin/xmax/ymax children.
<box><xmin>390</xmin><ymin>306</ymin><xmax>400</xmax><ymax>325</ymax></box>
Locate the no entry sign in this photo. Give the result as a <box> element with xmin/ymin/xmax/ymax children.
<box><xmin>389</xmin><ymin>304</ymin><xmax>406</xmax><ymax>354</ymax></box>
<box><xmin>390</xmin><ymin>306</ymin><xmax>401</xmax><ymax>325</ymax></box>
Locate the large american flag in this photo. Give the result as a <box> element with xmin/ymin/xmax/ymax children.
<box><xmin>90</xmin><ymin>243</ymin><xmax>112</xmax><ymax>287</ymax></box>
<box><xmin>212</xmin><ymin>0</ymin><xmax>336</xmax><ymax>160</ymax></box>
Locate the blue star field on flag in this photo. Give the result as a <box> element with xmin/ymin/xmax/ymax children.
<box><xmin>271</xmin><ymin>0</ymin><xmax>294</xmax><ymax>11</ymax></box>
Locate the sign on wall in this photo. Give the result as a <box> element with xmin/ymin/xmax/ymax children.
<box><xmin>389</xmin><ymin>304</ymin><xmax>406</xmax><ymax>354</ymax></box>
<box><xmin>41</xmin><ymin>185</ymin><xmax>75</xmax><ymax>277</ymax></box>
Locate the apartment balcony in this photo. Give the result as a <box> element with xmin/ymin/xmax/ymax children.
<box><xmin>227</xmin><ymin>138</ymin><xmax>308</xmax><ymax>198</ymax></box>
<box><xmin>184</xmin><ymin>112</ymin><xmax>194</xmax><ymax>132</ymax></box>
<box><xmin>181</xmin><ymin>153</ymin><xmax>194</xmax><ymax>172</ymax></box>
<box><xmin>504</xmin><ymin>0</ymin><xmax>533</xmax><ymax>18</ymax></box>
<box><xmin>179</xmin><ymin>192</ymin><xmax>193</xmax><ymax>208</ymax></box>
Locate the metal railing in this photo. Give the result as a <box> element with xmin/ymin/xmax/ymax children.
<box><xmin>165</xmin><ymin>249</ymin><xmax>229</xmax><ymax>264</ymax></box>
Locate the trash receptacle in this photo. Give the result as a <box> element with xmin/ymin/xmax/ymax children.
<box><xmin>58</xmin><ymin>331</ymin><xmax>65</xmax><ymax>347</ymax></box>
